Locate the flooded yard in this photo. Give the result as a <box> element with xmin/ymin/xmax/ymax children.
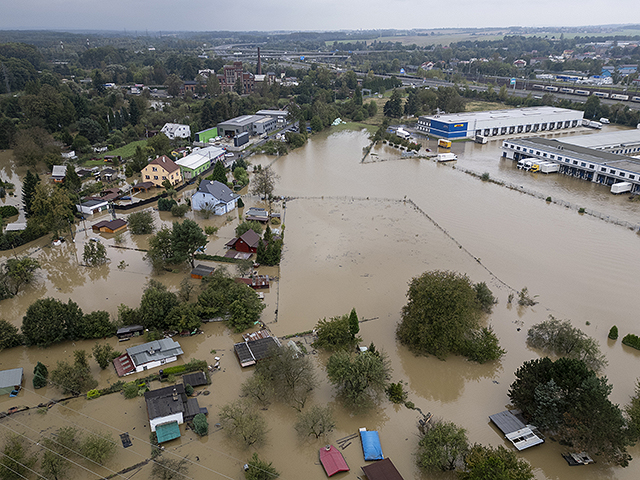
<box><xmin>2</xmin><ymin>125</ymin><xmax>640</xmax><ymax>479</ymax></box>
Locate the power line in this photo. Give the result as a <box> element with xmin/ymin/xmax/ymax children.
<box><xmin>0</xmin><ymin>450</ymin><xmax>47</xmax><ymax>480</ymax></box>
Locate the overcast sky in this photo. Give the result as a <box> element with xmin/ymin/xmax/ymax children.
<box><xmin>1</xmin><ymin>0</ymin><xmax>639</xmax><ymax>32</ymax></box>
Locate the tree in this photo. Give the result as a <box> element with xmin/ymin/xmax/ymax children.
<box><xmin>240</xmin><ymin>374</ymin><xmax>274</xmax><ymax>408</ymax></box>
<box><xmin>0</xmin><ymin>320</ymin><xmax>22</xmax><ymax>351</ymax></box>
<box><xmin>197</xmin><ymin>269</ymin><xmax>265</xmax><ymax>332</ymax></box>
<box><xmin>326</xmin><ymin>349</ymin><xmax>391</xmax><ymax>409</ymax></box>
<box><xmin>146</xmin><ymin>226</ymin><xmax>174</xmax><ymax>272</ymax></box>
<box><xmin>83</xmin><ymin>241</ymin><xmax>108</xmax><ymax>266</ymax></box>
<box><xmin>22</xmin><ymin>298</ymin><xmax>83</xmax><ymax>347</ymax></box>
<box><xmin>171</xmin><ymin>219</ymin><xmax>208</xmax><ymax>268</ymax></box>
<box><xmin>417</xmin><ymin>419</ymin><xmax>469</xmax><ymax>472</ymax></box>
<box><xmin>33</xmin><ymin>361</ymin><xmax>48</xmax><ymax>388</ymax></box>
<box><xmin>244</xmin><ymin>453</ymin><xmax>279</xmax><ymax>480</ymax></box>
<box><xmin>165</xmin><ymin>303</ymin><xmax>201</xmax><ymax>333</ymax></box>
<box><xmin>348</xmin><ymin>308</ymin><xmax>359</xmax><ymax>337</ymax></box>
<box><xmin>235</xmin><ymin>221</ymin><xmax>263</xmax><ymax>237</ymax></box>
<box><xmin>2</xmin><ymin>257</ymin><xmax>40</xmax><ymax>296</ymax></box>
<box><xmin>92</xmin><ymin>343</ymin><xmax>120</xmax><ymax>369</ymax></box>
<box><xmin>75</xmin><ymin>310</ymin><xmax>115</xmax><ymax>339</ymax></box>
<box><xmin>473</xmin><ymin>282</ymin><xmax>497</xmax><ymax>313</ymax></box>
<box><xmin>31</xmin><ymin>182</ymin><xmax>74</xmax><ymax>238</ymax></box>
<box><xmin>158</xmin><ymin>197</ymin><xmax>177</xmax><ymax>211</ymax></box>
<box><xmin>314</xmin><ymin>312</ymin><xmax>360</xmax><ymax>351</ymax></box>
<box><xmin>0</xmin><ymin>434</ymin><xmax>37</xmax><ymax>480</ymax></box>
<box><xmin>151</xmin><ymin>455</ymin><xmax>190</xmax><ymax>480</ymax></box>
<box><xmin>383</xmin><ymin>89</ymin><xmax>403</xmax><ymax>118</ymax></box>
<box><xmin>147</xmin><ymin>133</ymin><xmax>171</xmax><ymax>157</ymax></box>
<box><xmin>626</xmin><ymin>380</ymin><xmax>640</xmax><ymax>440</ymax></box>
<box><xmin>22</xmin><ymin>170</ymin><xmax>40</xmax><ymax>218</ymax></box>
<box><xmin>310</xmin><ymin>115</ymin><xmax>323</xmax><ymax>132</ymax></box>
<box><xmin>63</xmin><ymin>166</ymin><xmax>82</xmax><ymax>193</ymax></box>
<box><xmin>250</xmin><ymin>166</ymin><xmax>279</xmax><ymax>207</ymax></box>
<box><xmin>458</xmin><ymin>444</ymin><xmax>534</xmax><ymax>480</ymax></box>
<box><xmin>255</xmin><ymin>346</ymin><xmax>317</xmax><ymax>411</ymax></box>
<box><xmin>80</xmin><ymin>432</ymin><xmax>116</xmax><ymax>465</ymax></box>
<box><xmin>397</xmin><ymin>270</ymin><xmax>502</xmax><ymax>361</ymax></box>
<box><xmin>584</xmin><ymin>95</ymin><xmax>601</xmax><ymax>119</ymax></box>
<box><xmin>127</xmin><ymin>210</ymin><xmax>155</xmax><ymax>235</ymax></box>
<box><xmin>50</xmin><ymin>350</ymin><xmax>97</xmax><ymax>395</ymax></box>
<box><xmin>508</xmin><ymin>357</ymin><xmax>632</xmax><ymax>466</ymax></box>
<box><xmin>138</xmin><ymin>280</ymin><xmax>179</xmax><ymax>330</ymax></box>
<box><xmin>210</xmin><ymin>160</ymin><xmax>227</xmax><ymax>184</ymax></box>
<box><xmin>41</xmin><ymin>437</ymin><xmax>70</xmax><ymax>480</ymax></box>
<box><xmin>219</xmin><ymin>400</ymin><xmax>267</xmax><ymax>447</ymax></box>
<box><xmin>526</xmin><ymin>316</ymin><xmax>607</xmax><ymax>371</ymax></box>
<box><xmin>294</xmin><ymin>405</ymin><xmax>335</xmax><ymax>438</ymax></box>
<box><xmin>192</xmin><ymin>413</ymin><xmax>208</xmax><ymax>436</ymax></box>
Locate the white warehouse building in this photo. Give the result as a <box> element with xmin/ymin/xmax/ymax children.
<box><xmin>416</xmin><ymin>106</ymin><xmax>584</xmax><ymax>140</ymax></box>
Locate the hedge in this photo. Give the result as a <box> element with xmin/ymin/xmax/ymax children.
<box><xmin>622</xmin><ymin>333</ymin><xmax>640</xmax><ymax>350</ymax></box>
<box><xmin>0</xmin><ymin>205</ymin><xmax>18</xmax><ymax>218</ymax></box>
<box><xmin>161</xmin><ymin>359</ymin><xmax>208</xmax><ymax>377</ymax></box>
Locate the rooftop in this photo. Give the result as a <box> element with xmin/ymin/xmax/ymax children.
<box><xmin>422</xmin><ymin>106</ymin><xmax>582</xmax><ymax>124</ymax></box>
<box><xmin>561</xmin><ymin>129</ymin><xmax>640</xmax><ymax>150</ymax></box>
<box><xmin>126</xmin><ymin>338</ymin><xmax>184</xmax><ymax>367</ymax></box>
<box><xmin>361</xmin><ymin>458</ymin><xmax>404</xmax><ymax>480</ymax></box>
<box><xmin>176</xmin><ymin>146</ymin><xmax>225</xmax><ymax>170</ymax></box>
<box><xmin>145</xmin><ymin>384</ymin><xmax>187</xmax><ymax>419</ymax></box>
<box><xmin>148</xmin><ymin>155</ymin><xmax>180</xmax><ymax>174</ymax></box>
<box><xmin>196</xmin><ymin>179</ymin><xmax>239</xmax><ymax>203</ymax></box>
<box><xmin>218</xmin><ymin>115</ymin><xmax>263</xmax><ymax>127</ymax></box>
<box><xmin>0</xmin><ymin>368</ymin><xmax>23</xmax><ymax>388</ymax></box>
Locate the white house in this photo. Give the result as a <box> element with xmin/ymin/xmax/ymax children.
<box><xmin>191</xmin><ymin>180</ymin><xmax>239</xmax><ymax>215</ymax></box>
<box><xmin>113</xmin><ymin>338</ymin><xmax>184</xmax><ymax>376</ymax></box>
<box><xmin>144</xmin><ymin>384</ymin><xmax>203</xmax><ymax>443</ymax></box>
<box><xmin>160</xmin><ymin>123</ymin><xmax>191</xmax><ymax>140</ymax></box>
<box><xmin>76</xmin><ymin>198</ymin><xmax>109</xmax><ymax>215</ymax></box>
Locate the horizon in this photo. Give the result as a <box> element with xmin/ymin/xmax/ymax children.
<box><xmin>2</xmin><ymin>0</ymin><xmax>640</xmax><ymax>33</ymax></box>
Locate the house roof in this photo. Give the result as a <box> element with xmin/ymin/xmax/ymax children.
<box><xmin>195</xmin><ymin>180</ymin><xmax>239</xmax><ymax>204</ymax></box>
<box><xmin>183</xmin><ymin>372</ymin><xmax>208</xmax><ymax>387</ymax></box>
<box><xmin>319</xmin><ymin>445</ymin><xmax>349</xmax><ymax>477</ymax></box>
<box><xmin>176</xmin><ymin>146</ymin><xmax>225</xmax><ymax>170</ymax></box>
<box><xmin>361</xmin><ymin>458</ymin><xmax>404</xmax><ymax>480</ymax></box>
<box><xmin>145</xmin><ymin>384</ymin><xmax>187</xmax><ymax>419</ymax></box>
<box><xmin>52</xmin><ymin>165</ymin><xmax>67</xmax><ymax>178</ymax></box>
<box><xmin>81</xmin><ymin>199</ymin><xmax>109</xmax><ymax>208</ymax></box>
<box><xmin>0</xmin><ymin>368</ymin><xmax>23</xmax><ymax>388</ymax></box>
<box><xmin>116</xmin><ymin>325</ymin><xmax>144</xmax><ymax>335</ymax></box>
<box><xmin>148</xmin><ymin>155</ymin><xmax>180</xmax><ymax>174</ymax></box>
<box><xmin>93</xmin><ymin>218</ymin><xmax>127</xmax><ymax>230</ymax></box>
<box><xmin>155</xmin><ymin>421</ymin><xmax>181</xmax><ymax>443</ymax></box>
<box><xmin>161</xmin><ymin>123</ymin><xmax>190</xmax><ymax>135</ymax></box>
<box><xmin>234</xmin><ymin>336</ymin><xmax>281</xmax><ymax>367</ymax></box>
<box><xmin>191</xmin><ymin>264</ymin><xmax>215</xmax><ymax>277</ymax></box>
<box><xmin>239</xmin><ymin>229</ymin><xmax>260</xmax><ymax>248</ymax></box>
<box><xmin>126</xmin><ymin>338</ymin><xmax>183</xmax><ymax>367</ymax></box>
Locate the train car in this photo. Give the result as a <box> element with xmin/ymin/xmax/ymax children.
<box><xmin>611</xmin><ymin>94</ymin><xmax>629</xmax><ymax>101</ymax></box>
<box><xmin>544</xmin><ymin>86</ymin><xmax>559</xmax><ymax>92</ymax></box>
<box><xmin>593</xmin><ymin>91</ymin><xmax>609</xmax><ymax>98</ymax></box>
<box><xmin>532</xmin><ymin>85</ymin><xmax>545</xmax><ymax>90</ymax></box>
<box><xmin>574</xmin><ymin>90</ymin><xmax>590</xmax><ymax>96</ymax></box>
<box><xmin>632</xmin><ymin>96</ymin><xmax>640</xmax><ymax>103</ymax></box>
<box><xmin>560</xmin><ymin>87</ymin><xmax>574</xmax><ymax>94</ymax></box>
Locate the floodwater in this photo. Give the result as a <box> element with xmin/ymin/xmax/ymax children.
<box><xmin>2</xmin><ymin>125</ymin><xmax>640</xmax><ymax>480</ymax></box>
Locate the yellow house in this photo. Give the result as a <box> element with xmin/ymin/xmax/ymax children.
<box><xmin>141</xmin><ymin>155</ymin><xmax>182</xmax><ymax>187</ymax></box>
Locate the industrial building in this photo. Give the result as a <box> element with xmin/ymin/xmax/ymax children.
<box><xmin>560</xmin><ymin>129</ymin><xmax>640</xmax><ymax>156</ymax></box>
<box><xmin>502</xmin><ymin>137</ymin><xmax>640</xmax><ymax>193</ymax></box>
<box><xmin>217</xmin><ymin>114</ymin><xmax>278</xmax><ymax>138</ymax></box>
<box><xmin>417</xmin><ymin>106</ymin><xmax>584</xmax><ymax>140</ymax></box>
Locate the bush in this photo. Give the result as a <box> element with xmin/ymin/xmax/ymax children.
<box><xmin>204</xmin><ymin>226</ymin><xmax>218</xmax><ymax>235</ymax></box>
<box><xmin>87</xmin><ymin>389</ymin><xmax>101</xmax><ymax>400</ymax></box>
<box><xmin>171</xmin><ymin>204</ymin><xmax>189</xmax><ymax>217</ymax></box>
<box><xmin>157</xmin><ymin>198</ymin><xmax>177</xmax><ymax>211</ymax></box>
<box><xmin>473</xmin><ymin>282</ymin><xmax>497</xmax><ymax>313</ymax></box>
<box><xmin>0</xmin><ymin>205</ymin><xmax>18</xmax><ymax>218</ymax></box>
<box><xmin>578</xmin><ymin>207</ymin><xmax>586</xmax><ymax>214</ymax></box>
<box><xmin>192</xmin><ymin>413</ymin><xmax>208</xmax><ymax>436</ymax></box>
<box><xmin>33</xmin><ymin>361</ymin><xmax>49</xmax><ymax>389</ymax></box>
<box><xmin>123</xmin><ymin>382</ymin><xmax>139</xmax><ymax>399</ymax></box>
<box><xmin>386</xmin><ymin>382</ymin><xmax>407</xmax><ymax>404</ymax></box>
<box><xmin>161</xmin><ymin>365</ymin><xmax>186</xmax><ymax>376</ymax></box>
<box><xmin>185</xmin><ymin>384</ymin><xmax>194</xmax><ymax>396</ymax></box>
<box><xmin>128</xmin><ymin>210</ymin><xmax>155</xmax><ymax>235</ymax></box>
<box><xmin>609</xmin><ymin>325</ymin><xmax>619</xmax><ymax>340</ymax></box>
<box><xmin>622</xmin><ymin>333</ymin><xmax>640</xmax><ymax>350</ymax></box>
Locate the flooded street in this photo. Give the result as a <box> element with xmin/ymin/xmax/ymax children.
<box><xmin>2</xmin><ymin>125</ymin><xmax>640</xmax><ymax>479</ymax></box>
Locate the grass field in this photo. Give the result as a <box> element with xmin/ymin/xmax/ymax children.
<box><xmin>104</xmin><ymin>140</ymin><xmax>148</xmax><ymax>159</ymax></box>
<box><xmin>465</xmin><ymin>101</ymin><xmax>514</xmax><ymax>112</ymax></box>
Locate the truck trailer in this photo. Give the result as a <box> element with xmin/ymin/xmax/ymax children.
<box><xmin>611</xmin><ymin>182</ymin><xmax>632</xmax><ymax>194</ymax></box>
<box><xmin>436</xmin><ymin>153</ymin><xmax>457</xmax><ymax>162</ymax></box>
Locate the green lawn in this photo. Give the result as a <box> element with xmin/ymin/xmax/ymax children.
<box><xmin>104</xmin><ymin>140</ymin><xmax>148</xmax><ymax>159</ymax></box>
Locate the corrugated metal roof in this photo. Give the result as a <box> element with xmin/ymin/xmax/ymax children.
<box><xmin>155</xmin><ymin>421</ymin><xmax>181</xmax><ymax>443</ymax></box>
<box><xmin>489</xmin><ymin>410</ymin><xmax>525</xmax><ymax>435</ymax></box>
<box><xmin>127</xmin><ymin>339</ymin><xmax>183</xmax><ymax>367</ymax></box>
<box><xmin>0</xmin><ymin>368</ymin><xmax>23</xmax><ymax>389</ymax></box>
<box><xmin>361</xmin><ymin>458</ymin><xmax>404</xmax><ymax>480</ymax></box>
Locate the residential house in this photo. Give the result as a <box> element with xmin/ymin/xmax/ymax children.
<box><xmin>0</xmin><ymin>368</ymin><xmax>23</xmax><ymax>396</ymax></box>
<box><xmin>76</xmin><ymin>199</ymin><xmax>109</xmax><ymax>215</ymax></box>
<box><xmin>51</xmin><ymin>165</ymin><xmax>67</xmax><ymax>182</ymax></box>
<box><xmin>191</xmin><ymin>179</ymin><xmax>239</xmax><ymax>215</ymax></box>
<box><xmin>91</xmin><ymin>218</ymin><xmax>128</xmax><ymax>234</ymax></box>
<box><xmin>160</xmin><ymin>123</ymin><xmax>191</xmax><ymax>140</ymax></box>
<box><xmin>144</xmin><ymin>384</ymin><xmax>205</xmax><ymax>442</ymax></box>
<box><xmin>113</xmin><ymin>338</ymin><xmax>184</xmax><ymax>377</ymax></box>
<box><xmin>234</xmin><ymin>335</ymin><xmax>281</xmax><ymax>367</ymax></box>
<box><xmin>225</xmin><ymin>229</ymin><xmax>261</xmax><ymax>253</ymax></box>
<box><xmin>175</xmin><ymin>146</ymin><xmax>225</xmax><ymax>180</ymax></box>
<box><xmin>489</xmin><ymin>410</ymin><xmax>544</xmax><ymax>451</ymax></box>
<box><xmin>141</xmin><ymin>155</ymin><xmax>182</xmax><ymax>187</ymax></box>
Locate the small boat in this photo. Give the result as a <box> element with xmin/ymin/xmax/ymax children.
<box><xmin>319</xmin><ymin>445</ymin><xmax>349</xmax><ymax>477</ymax></box>
<box><xmin>562</xmin><ymin>452</ymin><xmax>594</xmax><ymax>466</ymax></box>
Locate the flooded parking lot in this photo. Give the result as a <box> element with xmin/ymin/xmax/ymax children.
<box><xmin>2</xmin><ymin>125</ymin><xmax>640</xmax><ymax>479</ymax></box>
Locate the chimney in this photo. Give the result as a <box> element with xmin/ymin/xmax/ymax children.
<box><xmin>257</xmin><ymin>47</ymin><xmax>261</xmax><ymax>75</ymax></box>
<box><xmin>172</xmin><ymin>388</ymin><xmax>178</xmax><ymax>401</ymax></box>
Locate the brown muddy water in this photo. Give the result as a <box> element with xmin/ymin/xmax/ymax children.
<box><xmin>2</xmin><ymin>126</ymin><xmax>640</xmax><ymax>480</ymax></box>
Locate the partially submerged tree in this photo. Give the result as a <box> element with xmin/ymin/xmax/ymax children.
<box><xmin>127</xmin><ymin>210</ymin><xmax>155</xmax><ymax>235</ymax></box>
<box><xmin>244</xmin><ymin>453</ymin><xmax>279</xmax><ymax>480</ymax></box>
<box><xmin>83</xmin><ymin>241</ymin><xmax>108</xmax><ymax>266</ymax></box>
<box><xmin>294</xmin><ymin>405</ymin><xmax>335</xmax><ymax>439</ymax></box>
<box><xmin>313</xmin><ymin>310</ymin><xmax>361</xmax><ymax>351</ymax></box>
<box><xmin>80</xmin><ymin>431</ymin><xmax>116</xmax><ymax>465</ymax></box>
<box><xmin>219</xmin><ymin>400</ymin><xmax>268</xmax><ymax>447</ymax></box>
<box><xmin>50</xmin><ymin>350</ymin><xmax>98</xmax><ymax>395</ymax></box>
<box><xmin>459</xmin><ymin>444</ymin><xmax>534</xmax><ymax>480</ymax></box>
<box><xmin>92</xmin><ymin>343</ymin><xmax>120</xmax><ymax>369</ymax></box>
<box><xmin>0</xmin><ymin>320</ymin><xmax>22</xmax><ymax>351</ymax></box>
<box><xmin>21</xmin><ymin>298</ymin><xmax>83</xmax><ymax>347</ymax></box>
<box><xmin>1</xmin><ymin>257</ymin><xmax>41</xmax><ymax>296</ymax></box>
<box><xmin>417</xmin><ymin>419</ymin><xmax>469</xmax><ymax>472</ymax></box>
<box><xmin>250</xmin><ymin>165</ymin><xmax>279</xmax><ymax>212</ymax></box>
<box><xmin>151</xmin><ymin>455</ymin><xmax>190</xmax><ymax>480</ymax></box>
<box><xmin>240</xmin><ymin>374</ymin><xmax>274</xmax><ymax>408</ymax></box>
<box><xmin>396</xmin><ymin>270</ymin><xmax>504</xmax><ymax>363</ymax></box>
<box><xmin>326</xmin><ymin>349</ymin><xmax>391</xmax><ymax>409</ymax></box>
<box><xmin>527</xmin><ymin>316</ymin><xmax>607</xmax><ymax>372</ymax></box>
<box><xmin>0</xmin><ymin>433</ymin><xmax>38</xmax><ymax>480</ymax></box>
